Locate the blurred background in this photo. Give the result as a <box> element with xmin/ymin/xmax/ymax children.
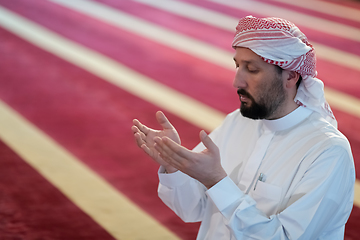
<box><xmin>0</xmin><ymin>0</ymin><xmax>359</xmax><ymax>239</ymax></box>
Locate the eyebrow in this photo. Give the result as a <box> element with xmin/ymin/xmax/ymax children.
<box><xmin>233</xmin><ymin>58</ymin><xmax>257</xmax><ymax>65</ymax></box>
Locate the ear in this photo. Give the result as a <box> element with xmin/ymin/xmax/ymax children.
<box><xmin>285</xmin><ymin>71</ymin><xmax>300</xmax><ymax>89</ymax></box>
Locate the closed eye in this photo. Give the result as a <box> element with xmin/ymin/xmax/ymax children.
<box><xmin>233</xmin><ymin>58</ymin><xmax>239</xmax><ymax>69</ymax></box>
<box><xmin>247</xmin><ymin>68</ymin><xmax>259</xmax><ymax>73</ymax></box>
<box><xmin>246</xmin><ymin>63</ymin><xmax>259</xmax><ymax>73</ymax></box>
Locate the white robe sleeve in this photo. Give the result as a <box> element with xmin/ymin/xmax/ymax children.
<box><xmin>206</xmin><ymin>146</ymin><xmax>354</xmax><ymax>239</ymax></box>
<box><xmin>158</xmin><ymin>167</ymin><xmax>208</xmax><ymax>222</ymax></box>
<box><xmin>157</xmin><ymin>115</ymin><xmax>227</xmax><ymax>223</ymax></box>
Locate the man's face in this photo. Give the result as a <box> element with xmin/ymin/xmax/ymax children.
<box><xmin>233</xmin><ymin>47</ymin><xmax>287</xmax><ymax>120</ymax></box>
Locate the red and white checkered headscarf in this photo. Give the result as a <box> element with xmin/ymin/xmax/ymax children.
<box><xmin>232</xmin><ymin>16</ymin><xmax>337</xmax><ymax>127</ymax></box>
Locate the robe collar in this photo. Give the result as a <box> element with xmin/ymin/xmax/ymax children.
<box><xmin>262</xmin><ymin>106</ymin><xmax>312</xmax><ymax>132</ymax></box>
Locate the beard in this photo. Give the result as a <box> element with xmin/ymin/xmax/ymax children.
<box><xmin>237</xmin><ymin>75</ymin><xmax>286</xmax><ymax>120</ymax></box>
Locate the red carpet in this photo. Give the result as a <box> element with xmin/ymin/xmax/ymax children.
<box><xmin>0</xmin><ymin>140</ymin><xmax>115</xmax><ymax>239</ymax></box>
<box><xmin>0</xmin><ymin>0</ymin><xmax>359</xmax><ymax>239</ymax></box>
<box><xmin>0</xmin><ymin>26</ymin><xmax>201</xmax><ymax>239</ymax></box>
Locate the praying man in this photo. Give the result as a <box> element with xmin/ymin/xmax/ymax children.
<box><xmin>132</xmin><ymin>16</ymin><xmax>355</xmax><ymax>240</ymax></box>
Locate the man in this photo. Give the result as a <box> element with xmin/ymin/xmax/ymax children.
<box><xmin>131</xmin><ymin>16</ymin><xmax>355</xmax><ymax>239</ymax></box>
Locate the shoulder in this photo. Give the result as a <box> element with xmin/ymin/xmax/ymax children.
<box><xmin>273</xmin><ymin>111</ymin><xmax>353</xmax><ymax>164</ymax></box>
<box><xmin>293</xmin><ymin>111</ymin><xmax>353</xmax><ymax>163</ymax></box>
<box><xmin>308</xmin><ymin>112</ymin><xmax>350</xmax><ymax>148</ymax></box>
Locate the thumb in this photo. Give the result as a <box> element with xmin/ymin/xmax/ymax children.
<box><xmin>200</xmin><ymin>130</ymin><xmax>219</xmax><ymax>155</ymax></box>
<box><xmin>156</xmin><ymin>111</ymin><xmax>174</xmax><ymax>130</ymax></box>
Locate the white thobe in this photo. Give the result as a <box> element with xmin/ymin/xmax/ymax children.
<box><xmin>158</xmin><ymin>106</ymin><xmax>355</xmax><ymax>239</ymax></box>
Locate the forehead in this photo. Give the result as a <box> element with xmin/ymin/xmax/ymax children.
<box><xmin>233</xmin><ymin>47</ymin><xmax>269</xmax><ymax>67</ymax></box>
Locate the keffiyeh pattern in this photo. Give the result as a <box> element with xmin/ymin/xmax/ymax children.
<box><xmin>232</xmin><ymin>16</ymin><xmax>336</xmax><ymax>127</ymax></box>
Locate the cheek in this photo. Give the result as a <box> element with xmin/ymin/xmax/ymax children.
<box><xmin>258</xmin><ymin>75</ymin><xmax>284</xmax><ymax>102</ymax></box>
<box><xmin>250</xmin><ymin>78</ymin><xmax>274</xmax><ymax>102</ymax></box>
<box><xmin>247</xmin><ymin>78</ymin><xmax>264</xmax><ymax>98</ymax></box>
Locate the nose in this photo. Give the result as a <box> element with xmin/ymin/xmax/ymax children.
<box><xmin>233</xmin><ymin>68</ymin><xmax>247</xmax><ymax>89</ymax></box>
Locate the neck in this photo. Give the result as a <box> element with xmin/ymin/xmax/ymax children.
<box><xmin>267</xmin><ymin>99</ymin><xmax>299</xmax><ymax>120</ymax></box>
<box><xmin>267</xmin><ymin>86</ymin><xmax>300</xmax><ymax>120</ymax></box>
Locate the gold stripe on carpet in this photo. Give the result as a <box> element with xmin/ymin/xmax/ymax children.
<box><xmin>209</xmin><ymin>0</ymin><xmax>360</xmax><ymax>43</ymax></box>
<box><xmin>0</xmin><ymin>5</ymin><xmax>225</xmax><ymax>132</ymax></box>
<box><xmin>0</xmin><ymin>100</ymin><xmax>180</xmax><ymax>240</ymax></box>
<box><xmin>271</xmin><ymin>0</ymin><xmax>360</xmax><ymax>23</ymax></box>
<box><xmin>0</xmin><ymin>4</ymin><xmax>359</xmax><ymax>219</ymax></box>
<box><xmin>47</xmin><ymin>0</ymin><xmax>360</xmax><ymax>120</ymax></box>
<box><xmin>50</xmin><ymin>0</ymin><xmax>360</xmax><ymax>72</ymax></box>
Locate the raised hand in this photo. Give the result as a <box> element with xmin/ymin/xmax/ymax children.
<box><xmin>131</xmin><ymin>111</ymin><xmax>180</xmax><ymax>173</ymax></box>
<box><xmin>154</xmin><ymin>130</ymin><xmax>227</xmax><ymax>189</ymax></box>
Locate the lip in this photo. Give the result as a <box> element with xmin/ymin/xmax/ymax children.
<box><xmin>239</xmin><ymin>94</ymin><xmax>249</xmax><ymax>102</ymax></box>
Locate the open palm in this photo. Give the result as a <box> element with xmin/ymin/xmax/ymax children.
<box><xmin>132</xmin><ymin>111</ymin><xmax>180</xmax><ymax>172</ymax></box>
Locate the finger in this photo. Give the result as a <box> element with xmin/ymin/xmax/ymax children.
<box><xmin>140</xmin><ymin>143</ymin><xmax>152</xmax><ymax>156</ymax></box>
<box><xmin>141</xmin><ymin>142</ymin><xmax>161</xmax><ymax>161</ymax></box>
<box><xmin>156</xmin><ymin>111</ymin><xmax>175</xmax><ymax>130</ymax></box>
<box><xmin>154</xmin><ymin>137</ymin><xmax>184</xmax><ymax>163</ymax></box>
<box><xmin>131</xmin><ymin>125</ymin><xmax>140</xmax><ymax>135</ymax></box>
<box><xmin>154</xmin><ymin>144</ymin><xmax>183</xmax><ymax>170</ymax></box>
<box><xmin>132</xmin><ymin>126</ymin><xmax>146</xmax><ymax>141</ymax></box>
<box><xmin>160</xmin><ymin>137</ymin><xmax>194</xmax><ymax>160</ymax></box>
<box><xmin>200</xmin><ymin>130</ymin><xmax>219</xmax><ymax>155</ymax></box>
<box><xmin>134</xmin><ymin>132</ymin><xmax>146</xmax><ymax>148</ymax></box>
<box><xmin>154</xmin><ymin>137</ymin><xmax>173</xmax><ymax>158</ymax></box>
<box><xmin>132</xmin><ymin>119</ymin><xmax>151</xmax><ymax>135</ymax></box>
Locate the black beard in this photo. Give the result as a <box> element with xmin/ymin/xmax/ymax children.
<box><xmin>236</xmin><ymin>67</ymin><xmax>287</xmax><ymax>120</ymax></box>
<box><xmin>237</xmin><ymin>89</ymin><xmax>269</xmax><ymax>119</ymax></box>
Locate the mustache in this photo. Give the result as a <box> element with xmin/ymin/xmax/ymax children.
<box><xmin>237</xmin><ymin>89</ymin><xmax>251</xmax><ymax>98</ymax></box>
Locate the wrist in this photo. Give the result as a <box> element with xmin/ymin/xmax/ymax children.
<box><xmin>203</xmin><ymin>171</ymin><xmax>227</xmax><ymax>189</ymax></box>
<box><xmin>164</xmin><ymin>165</ymin><xmax>178</xmax><ymax>174</ymax></box>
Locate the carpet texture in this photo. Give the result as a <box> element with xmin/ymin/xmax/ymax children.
<box><xmin>0</xmin><ymin>0</ymin><xmax>359</xmax><ymax>239</ymax></box>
